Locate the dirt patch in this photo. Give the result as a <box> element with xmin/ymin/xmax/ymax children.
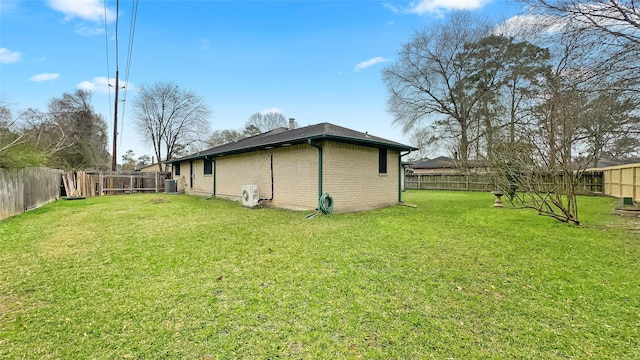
<box><xmin>607</xmin><ymin>216</ymin><xmax>640</xmax><ymax>235</ymax></box>
<box><xmin>610</xmin><ymin>208</ymin><xmax>640</xmax><ymax>235</ymax></box>
<box><xmin>612</xmin><ymin>208</ymin><xmax>640</xmax><ymax>218</ymax></box>
<box><xmin>0</xmin><ymin>294</ymin><xmax>30</xmax><ymax>334</ymax></box>
<box><xmin>150</xmin><ymin>198</ymin><xmax>171</xmax><ymax>204</ymax></box>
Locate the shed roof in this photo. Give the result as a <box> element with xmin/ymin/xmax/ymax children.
<box><xmin>169</xmin><ymin>122</ymin><xmax>417</xmax><ymax>163</ymax></box>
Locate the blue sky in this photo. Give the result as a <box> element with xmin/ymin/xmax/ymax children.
<box><xmin>1</xmin><ymin>0</ymin><xmax>524</xmax><ymax>162</ymax></box>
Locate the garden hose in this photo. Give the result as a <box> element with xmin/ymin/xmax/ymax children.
<box><xmin>319</xmin><ymin>192</ymin><xmax>334</xmax><ymax>214</ymax></box>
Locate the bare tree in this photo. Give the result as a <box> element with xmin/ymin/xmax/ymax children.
<box><xmin>406</xmin><ymin>128</ymin><xmax>434</xmax><ymax>161</ymax></box>
<box><xmin>207</xmin><ymin>129</ymin><xmax>245</xmax><ymax>147</ymax></box>
<box><xmin>521</xmin><ymin>0</ymin><xmax>640</xmax><ymax>95</ymax></box>
<box><xmin>576</xmin><ymin>92</ymin><xmax>640</xmax><ymax>166</ymax></box>
<box><xmin>19</xmin><ymin>108</ymin><xmax>70</xmax><ymax>155</ymax></box>
<box><xmin>0</xmin><ymin>103</ymin><xmax>24</xmax><ymax>154</ymax></box>
<box><xmin>133</xmin><ymin>81</ymin><xmax>211</xmax><ymax>172</ymax></box>
<box><xmin>523</xmin><ymin>0</ymin><xmax>640</xmax><ymax>43</ymax></box>
<box><xmin>488</xmin><ymin>31</ymin><xmax>639</xmax><ymax>224</ymax></box>
<box><xmin>383</xmin><ymin>13</ymin><xmax>497</xmax><ymax>167</ymax></box>
<box><xmin>245</xmin><ymin>111</ymin><xmax>292</xmax><ymax>133</ymax></box>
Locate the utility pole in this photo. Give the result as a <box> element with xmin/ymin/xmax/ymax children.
<box><xmin>111</xmin><ymin>0</ymin><xmax>120</xmax><ymax>172</ymax></box>
<box><xmin>111</xmin><ymin>69</ymin><xmax>119</xmax><ymax>171</ymax></box>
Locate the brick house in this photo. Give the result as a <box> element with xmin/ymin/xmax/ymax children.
<box><xmin>167</xmin><ymin>122</ymin><xmax>416</xmax><ymax>213</ymax></box>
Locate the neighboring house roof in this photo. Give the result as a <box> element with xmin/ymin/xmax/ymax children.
<box><xmin>408</xmin><ymin>156</ymin><xmax>457</xmax><ymax>169</ymax></box>
<box><xmin>588</xmin><ymin>158</ymin><xmax>640</xmax><ymax>169</ymax></box>
<box><xmin>169</xmin><ymin>122</ymin><xmax>417</xmax><ymax>163</ymax></box>
<box><xmin>407</xmin><ymin>156</ymin><xmax>484</xmax><ymax>169</ymax></box>
<box><xmin>135</xmin><ymin>162</ymin><xmax>171</xmax><ymax>172</ymax></box>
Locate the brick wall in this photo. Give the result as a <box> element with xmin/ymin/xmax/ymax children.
<box><xmin>174</xmin><ymin>159</ymin><xmax>213</xmax><ymax>196</ymax></box>
<box><xmin>323</xmin><ymin>142</ymin><xmax>399</xmax><ymax>213</ymax></box>
<box><xmin>270</xmin><ymin>144</ymin><xmax>318</xmax><ymax>210</ymax></box>
<box><xmin>174</xmin><ymin>162</ymin><xmax>186</xmax><ymax>191</ymax></box>
<box><xmin>215</xmin><ymin>152</ymin><xmax>273</xmax><ymax>201</ymax></box>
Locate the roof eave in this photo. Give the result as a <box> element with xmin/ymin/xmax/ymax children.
<box><xmin>168</xmin><ymin>134</ymin><xmax>416</xmax><ymax>163</ymax></box>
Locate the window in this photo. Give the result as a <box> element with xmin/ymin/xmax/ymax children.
<box><xmin>175</xmin><ymin>162</ymin><xmax>181</xmax><ymax>175</ymax></box>
<box><xmin>204</xmin><ymin>158</ymin><xmax>212</xmax><ymax>175</ymax></box>
<box><xmin>378</xmin><ymin>148</ymin><xmax>387</xmax><ymax>174</ymax></box>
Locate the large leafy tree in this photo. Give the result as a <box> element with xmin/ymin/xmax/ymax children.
<box><xmin>133</xmin><ymin>81</ymin><xmax>212</xmax><ymax>172</ymax></box>
<box><xmin>46</xmin><ymin>90</ymin><xmax>110</xmax><ymax>170</ymax></box>
<box><xmin>461</xmin><ymin>35</ymin><xmax>551</xmax><ymax>160</ymax></box>
<box><xmin>121</xmin><ymin>149</ymin><xmax>137</xmax><ymax>170</ymax></box>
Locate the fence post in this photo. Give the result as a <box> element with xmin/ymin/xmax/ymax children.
<box><xmin>634</xmin><ymin>166</ymin><xmax>638</xmax><ymax>202</ymax></box>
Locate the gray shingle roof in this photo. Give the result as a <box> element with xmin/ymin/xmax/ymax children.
<box><xmin>169</xmin><ymin>122</ymin><xmax>417</xmax><ymax>162</ymax></box>
<box><xmin>408</xmin><ymin>156</ymin><xmax>456</xmax><ymax>169</ymax></box>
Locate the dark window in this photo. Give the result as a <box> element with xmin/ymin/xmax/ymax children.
<box><xmin>204</xmin><ymin>158</ymin><xmax>212</xmax><ymax>175</ymax></box>
<box><xmin>175</xmin><ymin>162</ymin><xmax>181</xmax><ymax>175</ymax></box>
<box><xmin>378</xmin><ymin>148</ymin><xmax>387</xmax><ymax>174</ymax></box>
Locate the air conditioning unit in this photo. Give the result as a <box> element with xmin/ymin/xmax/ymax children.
<box><xmin>241</xmin><ymin>185</ymin><xmax>260</xmax><ymax>207</ymax></box>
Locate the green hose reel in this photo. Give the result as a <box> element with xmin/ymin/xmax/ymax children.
<box><xmin>319</xmin><ymin>192</ymin><xmax>334</xmax><ymax>214</ymax></box>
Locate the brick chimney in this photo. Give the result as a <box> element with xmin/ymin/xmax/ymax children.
<box><xmin>289</xmin><ymin>118</ymin><xmax>295</xmax><ymax>130</ymax></box>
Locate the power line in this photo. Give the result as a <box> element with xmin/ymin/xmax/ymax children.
<box><xmin>119</xmin><ymin>0</ymin><xmax>139</xmax><ymax>155</ymax></box>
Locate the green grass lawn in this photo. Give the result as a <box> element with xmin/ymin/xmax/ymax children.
<box><xmin>0</xmin><ymin>191</ymin><xmax>638</xmax><ymax>359</ymax></box>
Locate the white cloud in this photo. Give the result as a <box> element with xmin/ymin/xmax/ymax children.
<box><xmin>494</xmin><ymin>14</ymin><xmax>564</xmax><ymax>38</ymax></box>
<box><xmin>75</xmin><ymin>24</ymin><xmax>105</xmax><ymax>36</ymax></box>
<box><xmin>29</xmin><ymin>73</ymin><xmax>60</xmax><ymax>82</ymax></box>
<box><xmin>382</xmin><ymin>2</ymin><xmax>400</xmax><ymax>14</ymax></box>
<box><xmin>408</xmin><ymin>0</ymin><xmax>492</xmax><ymax>16</ymax></box>
<box><xmin>0</xmin><ymin>48</ymin><xmax>21</xmax><ymax>63</ymax></box>
<box><xmin>261</xmin><ymin>107</ymin><xmax>283</xmax><ymax>114</ymax></box>
<box><xmin>48</xmin><ymin>0</ymin><xmax>115</xmax><ymax>22</ymax></box>
<box><xmin>354</xmin><ymin>57</ymin><xmax>389</xmax><ymax>72</ymax></box>
<box><xmin>77</xmin><ymin>76</ymin><xmax>131</xmax><ymax>94</ymax></box>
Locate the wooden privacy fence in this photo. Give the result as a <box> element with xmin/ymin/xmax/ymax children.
<box><xmin>405</xmin><ymin>173</ymin><xmax>495</xmax><ymax>192</ymax></box>
<box><xmin>405</xmin><ymin>171</ymin><xmax>604</xmax><ymax>194</ymax></box>
<box><xmin>0</xmin><ymin>166</ymin><xmax>63</xmax><ymax>220</ymax></box>
<box><xmin>89</xmin><ymin>171</ymin><xmax>171</xmax><ymax>195</ymax></box>
<box><xmin>59</xmin><ymin>171</ymin><xmax>171</xmax><ymax>197</ymax></box>
<box><xmin>62</xmin><ymin>170</ymin><xmax>97</xmax><ymax>198</ymax></box>
<box><xmin>600</xmin><ymin>163</ymin><xmax>640</xmax><ymax>202</ymax></box>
